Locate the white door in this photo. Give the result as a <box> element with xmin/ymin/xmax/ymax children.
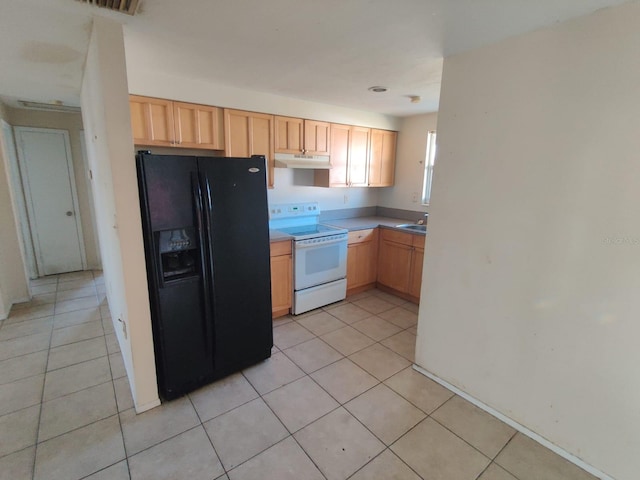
<box><xmin>15</xmin><ymin>127</ymin><xmax>86</xmax><ymax>276</ymax></box>
<box><xmin>1</xmin><ymin>120</ymin><xmax>37</xmax><ymax>278</ymax></box>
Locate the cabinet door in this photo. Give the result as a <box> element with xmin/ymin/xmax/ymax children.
<box><xmin>369</xmin><ymin>129</ymin><xmax>397</xmax><ymax>187</ymax></box>
<box><xmin>347</xmin><ymin>232</ymin><xmax>379</xmax><ymax>291</ymax></box>
<box><xmin>251</xmin><ymin>114</ymin><xmax>275</xmax><ymax>188</ymax></box>
<box><xmin>328</xmin><ymin>123</ymin><xmax>350</xmax><ymax>187</ymax></box>
<box><xmin>173</xmin><ymin>102</ymin><xmax>224</xmax><ymax>150</ymax></box>
<box><xmin>409</xmin><ymin>247</ymin><xmax>424</xmax><ymax>299</ymax></box>
<box><xmin>224</xmin><ymin>109</ymin><xmax>275</xmax><ymax>188</ymax></box>
<box><xmin>349</xmin><ymin>126</ymin><xmax>370</xmax><ymax>186</ymax></box>
<box><xmin>377</xmin><ymin>240</ymin><xmax>412</xmax><ymax>293</ymax></box>
<box><xmin>270</xmin><ymin>254</ymin><xmax>292</xmax><ymax>317</ymax></box>
<box><xmin>275</xmin><ymin>116</ymin><xmax>303</xmax><ymax>153</ymax></box>
<box><xmin>304</xmin><ymin>120</ymin><xmax>331</xmax><ymax>155</ymax></box>
<box><xmin>129</xmin><ymin>95</ymin><xmax>175</xmax><ymax>146</ymax></box>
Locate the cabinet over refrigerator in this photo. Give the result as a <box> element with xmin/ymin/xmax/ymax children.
<box><xmin>136</xmin><ymin>152</ymin><xmax>273</xmax><ymax>400</ymax></box>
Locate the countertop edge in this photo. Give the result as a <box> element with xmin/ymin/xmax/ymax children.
<box><xmin>270</xmin><ymin>216</ymin><xmax>426</xmax><ymax>242</ymax></box>
<box><xmin>322</xmin><ymin>216</ymin><xmax>426</xmax><ymax>236</ymax></box>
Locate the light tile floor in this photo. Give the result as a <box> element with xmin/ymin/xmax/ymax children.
<box><xmin>0</xmin><ymin>272</ymin><xmax>597</xmax><ymax>480</ymax></box>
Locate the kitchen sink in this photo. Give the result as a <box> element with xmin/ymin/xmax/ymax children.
<box><xmin>395</xmin><ymin>224</ymin><xmax>427</xmax><ymax>233</ymax></box>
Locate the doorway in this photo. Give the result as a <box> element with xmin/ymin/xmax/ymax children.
<box><xmin>14</xmin><ymin>127</ymin><xmax>86</xmax><ymax>276</ymax></box>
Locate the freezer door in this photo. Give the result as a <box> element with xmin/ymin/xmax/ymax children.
<box><xmin>198</xmin><ymin>155</ymin><xmax>273</xmax><ymax>377</ymax></box>
<box><xmin>136</xmin><ymin>153</ymin><xmax>214</xmax><ymax>399</ymax></box>
<box><xmin>137</xmin><ymin>153</ymin><xmax>198</xmax><ymax>232</ymax></box>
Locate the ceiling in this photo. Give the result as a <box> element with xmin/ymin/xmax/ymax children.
<box><xmin>0</xmin><ymin>0</ymin><xmax>633</xmax><ymax>117</ymax></box>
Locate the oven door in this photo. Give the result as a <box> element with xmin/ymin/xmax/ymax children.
<box><xmin>294</xmin><ymin>234</ymin><xmax>347</xmax><ymax>290</ymax></box>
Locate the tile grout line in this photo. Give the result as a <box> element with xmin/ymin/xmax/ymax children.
<box><xmin>99</xmin><ymin>297</ymin><xmax>131</xmax><ymax>480</ymax></box>
<box><xmin>278</xmin><ymin>293</ymin><xmax>428</xmax><ymax>479</ymax></box>
<box><xmin>4</xmin><ymin>284</ymin><xmax>414</xmax><ymax>479</ymax></box>
<box><xmin>188</xmin><ymin>315</ymin><xmax>389</xmax><ymax>479</ymax></box>
<box><xmin>235</xmin><ymin>370</ymin><xmax>330</xmax><ymax>479</ymax></box>
<box><xmin>265</xmin><ymin>300</ymin><xmax>424</xmax><ymax>479</ymax></box>
<box><xmin>482</xmin><ymin>432</ymin><xmax>521</xmax><ymax>480</ymax></box>
<box><xmin>31</xmin><ymin>276</ymin><xmax>57</xmax><ymax>480</ymax></box>
<box><xmin>185</xmin><ymin>391</ymin><xmax>227</xmax><ymax>477</ymax></box>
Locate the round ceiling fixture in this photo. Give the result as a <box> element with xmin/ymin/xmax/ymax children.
<box><xmin>368</xmin><ymin>86</ymin><xmax>388</xmax><ymax>93</ymax></box>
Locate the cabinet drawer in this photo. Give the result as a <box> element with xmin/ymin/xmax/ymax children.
<box><xmin>348</xmin><ymin>229</ymin><xmax>376</xmax><ymax>245</ymax></box>
<box><xmin>270</xmin><ymin>239</ymin><xmax>292</xmax><ymax>256</ymax></box>
<box><xmin>380</xmin><ymin>228</ymin><xmax>413</xmax><ymax>246</ymax></box>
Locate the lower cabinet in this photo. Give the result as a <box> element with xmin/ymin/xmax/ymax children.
<box><xmin>346</xmin><ymin>229</ymin><xmax>378</xmax><ymax>296</ymax></box>
<box><xmin>377</xmin><ymin>229</ymin><xmax>425</xmax><ymax>302</ymax></box>
<box><xmin>409</xmin><ymin>246</ymin><xmax>424</xmax><ymax>299</ymax></box>
<box><xmin>270</xmin><ymin>240</ymin><xmax>292</xmax><ymax>318</ymax></box>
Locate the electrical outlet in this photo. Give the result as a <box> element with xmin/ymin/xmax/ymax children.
<box><xmin>344</xmin><ymin>195</ymin><xmax>349</xmax><ymax>204</ymax></box>
<box><xmin>412</xmin><ymin>192</ymin><xmax>418</xmax><ymax>203</ymax></box>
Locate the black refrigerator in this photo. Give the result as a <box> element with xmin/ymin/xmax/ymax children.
<box><xmin>136</xmin><ymin>152</ymin><xmax>273</xmax><ymax>400</ymax></box>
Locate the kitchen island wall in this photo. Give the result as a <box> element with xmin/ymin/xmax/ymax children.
<box><xmin>418</xmin><ymin>2</ymin><xmax>640</xmax><ymax>479</ymax></box>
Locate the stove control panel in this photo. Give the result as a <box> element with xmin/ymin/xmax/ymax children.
<box><xmin>269</xmin><ymin>202</ymin><xmax>319</xmax><ymax>220</ymax></box>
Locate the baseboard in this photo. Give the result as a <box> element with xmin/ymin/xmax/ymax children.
<box><xmin>2</xmin><ymin>296</ymin><xmax>33</xmax><ymax>320</ymax></box>
<box><xmin>272</xmin><ymin>307</ymin><xmax>290</xmax><ymax>319</ymax></box>
<box><xmin>375</xmin><ymin>283</ymin><xmax>419</xmax><ymax>304</ymax></box>
<box><xmin>134</xmin><ymin>397</ymin><xmax>161</xmax><ymax>414</ymax></box>
<box><xmin>412</xmin><ymin>364</ymin><xmax>614</xmax><ymax>480</ymax></box>
<box><xmin>346</xmin><ymin>283</ymin><xmax>376</xmax><ymax>297</ymax></box>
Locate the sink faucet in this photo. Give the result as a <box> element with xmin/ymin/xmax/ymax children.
<box><xmin>417</xmin><ymin>213</ymin><xmax>428</xmax><ymax>225</ymax></box>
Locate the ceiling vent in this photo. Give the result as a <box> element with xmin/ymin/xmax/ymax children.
<box><xmin>77</xmin><ymin>0</ymin><xmax>140</xmax><ymax>16</ymax></box>
<box><xmin>18</xmin><ymin>101</ymin><xmax>81</xmax><ymax>113</ymax></box>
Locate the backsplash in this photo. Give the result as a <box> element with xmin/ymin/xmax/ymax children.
<box><xmin>319</xmin><ymin>206</ymin><xmax>426</xmax><ymax>222</ymax></box>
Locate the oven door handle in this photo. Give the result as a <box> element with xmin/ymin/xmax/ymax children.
<box><xmin>295</xmin><ymin>236</ymin><xmax>347</xmax><ymax>249</ymax></box>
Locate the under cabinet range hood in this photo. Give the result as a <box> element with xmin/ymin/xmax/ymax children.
<box><xmin>274</xmin><ymin>153</ymin><xmax>331</xmax><ymax>169</ymax></box>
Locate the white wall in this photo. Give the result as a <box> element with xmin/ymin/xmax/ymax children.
<box><xmin>378</xmin><ymin>113</ymin><xmax>437</xmax><ymax>211</ymax></box>
<box><xmin>416</xmin><ymin>3</ymin><xmax>640</xmax><ymax>480</ymax></box>
<box><xmin>268</xmin><ymin>168</ymin><xmax>378</xmax><ymax>210</ymax></box>
<box><xmin>7</xmin><ymin>108</ymin><xmax>101</xmax><ymax>270</ymax></box>
<box><xmin>81</xmin><ymin>16</ymin><xmax>159</xmax><ymax>412</ymax></box>
<box><xmin>0</xmin><ymin>102</ymin><xmax>30</xmax><ymax>318</ymax></box>
<box><xmin>125</xmin><ymin>65</ymin><xmax>399</xmax><ymax>212</ymax></box>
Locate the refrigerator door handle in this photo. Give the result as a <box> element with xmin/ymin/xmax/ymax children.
<box><xmin>191</xmin><ymin>172</ymin><xmax>213</xmax><ymax>355</ymax></box>
<box><xmin>199</xmin><ymin>172</ymin><xmax>217</xmax><ymax>304</ymax></box>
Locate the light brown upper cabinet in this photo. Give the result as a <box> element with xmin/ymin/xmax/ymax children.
<box><xmin>274</xmin><ymin>117</ymin><xmax>303</xmax><ymax>154</ymax></box>
<box><xmin>368</xmin><ymin>129</ymin><xmax>397</xmax><ymax>187</ymax></box>
<box><xmin>130</xmin><ymin>96</ymin><xmax>175</xmax><ymax>147</ymax></box>
<box><xmin>274</xmin><ymin>117</ymin><xmax>331</xmax><ymax>155</ymax></box>
<box><xmin>129</xmin><ymin>95</ymin><xmax>224</xmax><ymax>150</ymax></box>
<box><xmin>314</xmin><ymin>124</ymin><xmax>370</xmax><ymax>187</ymax></box>
<box><xmin>173</xmin><ymin>102</ymin><xmax>224</xmax><ymax>150</ymax></box>
<box><xmin>349</xmin><ymin>126</ymin><xmax>370</xmax><ymax>186</ymax></box>
<box><xmin>224</xmin><ymin>109</ymin><xmax>275</xmax><ymax>188</ymax></box>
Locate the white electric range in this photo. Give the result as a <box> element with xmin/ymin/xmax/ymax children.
<box><xmin>269</xmin><ymin>203</ymin><xmax>348</xmax><ymax>314</ymax></box>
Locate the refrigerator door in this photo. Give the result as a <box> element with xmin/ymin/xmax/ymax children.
<box><xmin>136</xmin><ymin>153</ymin><xmax>214</xmax><ymax>399</ymax></box>
<box><xmin>198</xmin><ymin>155</ymin><xmax>273</xmax><ymax>378</ymax></box>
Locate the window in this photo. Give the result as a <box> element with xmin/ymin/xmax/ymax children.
<box><xmin>421</xmin><ymin>131</ymin><xmax>437</xmax><ymax>205</ymax></box>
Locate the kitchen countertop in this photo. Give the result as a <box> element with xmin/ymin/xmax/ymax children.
<box><xmin>269</xmin><ymin>216</ymin><xmax>426</xmax><ymax>243</ymax></box>
<box><xmin>322</xmin><ymin>216</ymin><xmax>426</xmax><ymax>235</ymax></box>
<box><xmin>269</xmin><ymin>229</ymin><xmax>293</xmax><ymax>242</ymax></box>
